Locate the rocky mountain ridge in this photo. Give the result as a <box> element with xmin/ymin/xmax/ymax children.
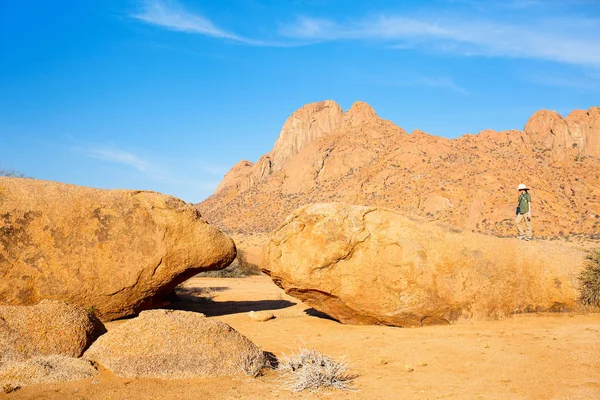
<box><xmin>199</xmin><ymin>100</ymin><xmax>600</xmax><ymax>240</ymax></box>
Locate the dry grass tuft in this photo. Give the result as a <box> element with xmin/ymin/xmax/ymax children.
<box><xmin>578</xmin><ymin>248</ymin><xmax>600</xmax><ymax>307</ymax></box>
<box><xmin>278</xmin><ymin>347</ymin><xmax>356</xmax><ymax>392</ymax></box>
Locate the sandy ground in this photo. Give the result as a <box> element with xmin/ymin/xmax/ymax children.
<box><xmin>6</xmin><ymin>274</ymin><xmax>600</xmax><ymax>400</ymax></box>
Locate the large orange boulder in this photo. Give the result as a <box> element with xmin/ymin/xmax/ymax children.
<box><xmin>262</xmin><ymin>203</ymin><xmax>584</xmax><ymax>327</ymax></box>
<box><xmin>0</xmin><ymin>177</ymin><xmax>236</xmax><ymax>321</ymax></box>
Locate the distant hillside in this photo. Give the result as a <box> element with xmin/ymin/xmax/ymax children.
<box><xmin>198</xmin><ymin>101</ymin><xmax>600</xmax><ymax>240</ymax></box>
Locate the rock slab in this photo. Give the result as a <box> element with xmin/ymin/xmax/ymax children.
<box><xmin>0</xmin><ymin>355</ymin><xmax>97</xmax><ymax>388</ymax></box>
<box><xmin>84</xmin><ymin>309</ymin><xmax>266</xmax><ymax>379</ymax></box>
<box><xmin>262</xmin><ymin>203</ymin><xmax>584</xmax><ymax>327</ymax></box>
<box><xmin>0</xmin><ymin>178</ymin><xmax>236</xmax><ymax>321</ymax></box>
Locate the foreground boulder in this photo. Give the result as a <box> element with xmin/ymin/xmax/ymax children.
<box><xmin>84</xmin><ymin>310</ymin><xmax>266</xmax><ymax>379</ymax></box>
<box><xmin>0</xmin><ymin>300</ymin><xmax>105</xmax><ymax>366</ymax></box>
<box><xmin>0</xmin><ymin>355</ymin><xmax>97</xmax><ymax>389</ymax></box>
<box><xmin>262</xmin><ymin>203</ymin><xmax>585</xmax><ymax>327</ymax></box>
<box><xmin>0</xmin><ymin>177</ymin><xmax>236</xmax><ymax>321</ymax></box>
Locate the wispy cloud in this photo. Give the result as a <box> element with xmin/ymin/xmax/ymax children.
<box><xmin>445</xmin><ymin>0</ymin><xmax>546</xmax><ymax>11</ymax></box>
<box><xmin>132</xmin><ymin>0</ymin><xmax>289</xmax><ymax>46</ymax></box>
<box><xmin>133</xmin><ymin>0</ymin><xmax>246</xmax><ymax>40</ymax></box>
<box><xmin>82</xmin><ymin>147</ymin><xmax>152</xmax><ymax>172</ymax></box>
<box><xmin>281</xmin><ymin>14</ymin><xmax>600</xmax><ymax>67</ymax></box>
<box><xmin>372</xmin><ymin>75</ymin><xmax>469</xmax><ymax>94</ymax></box>
<box><xmin>73</xmin><ymin>144</ymin><xmax>224</xmax><ymax>202</ymax></box>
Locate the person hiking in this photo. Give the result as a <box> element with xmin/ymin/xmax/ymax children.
<box><xmin>515</xmin><ymin>183</ymin><xmax>532</xmax><ymax>240</ymax></box>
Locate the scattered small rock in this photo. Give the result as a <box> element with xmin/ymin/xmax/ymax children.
<box><xmin>248</xmin><ymin>311</ymin><xmax>275</xmax><ymax>322</ymax></box>
<box><xmin>404</xmin><ymin>365</ymin><xmax>414</xmax><ymax>372</ymax></box>
<box><xmin>420</xmin><ymin>362</ymin><xmax>428</xmax><ymax>367</ymax></box>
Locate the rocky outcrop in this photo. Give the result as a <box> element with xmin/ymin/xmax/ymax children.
<box><xmin>198</xmin><ymin>102</ymin><xmax>600</xmax><ymax>239</ymax></box>
<box><xmin>0</xmin><ymin>300</ymin><xmax>105</xmax><ymax>365</ymax></box>
<box><xmin>84</xmin><ymin>310</ymin><xmax>266</xmax><ymax>379</ymax></box>
<box><xmin>238</xmin><ymin>100</ymin><xmax>345</xmax><ymax>191</ymax></box>
<box><xmin>214</xmin><ymin>160</ymin><xmax>254</xmax><ymax>194</ymax></box>
<box><xmin>0</xmin><ymin>178</ymin><xmax>236</xmax><ymax>321</ymax></box>
<box><xmin>270</xmin><ymin>100</ymin><xmax>344</xmax><ymax>172</ymax></box>
<box><xmin>341</xmin><ymin>101</ymin><xmax>383</xmax><ymax>129</ymax></box>
<box><xmin>262</xmin><ymin>203</ymin><xmax>584</xmax><ymax>327</ymax></box>
<box><xmin>524</xmin><ymin>106</ymin><xmax>600</xmax><ymax>161</ymax></box>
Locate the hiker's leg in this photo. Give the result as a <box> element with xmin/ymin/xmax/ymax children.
<box><xmin>515</xmin><ymin>214</ymin><xmax>525</xmax><ymax>236</ymax></box>
<box><xmin>525</xmin><ymin>215</ymin><xmax>532</xmax><ymax>238</ymax></box>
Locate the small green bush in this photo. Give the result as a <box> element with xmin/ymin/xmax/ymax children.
<box><xmin>578</xmin><ymin>249</ymin><xmax>600</xmax><ymax>307</ymax></box>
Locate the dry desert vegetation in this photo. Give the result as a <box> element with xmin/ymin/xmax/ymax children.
<box><xmin>1</xmin><ymin>100</ymin><xmax>600</xmax><ymax>399</ymax></box>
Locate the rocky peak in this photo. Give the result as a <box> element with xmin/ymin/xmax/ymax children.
<box><xmin>215</xmin><ymin>160</ymin><xmax>254</xmax><ymax>194</ymax></box>
<box><xmin>343</xmin><ymin>101</ymin><xmax>381</xmax><ymax>128</ymax></box>
<box><xmin>269</xmin><ymin>100</ymin><xmax>344</xmax><ymax>172</ymax></box>
<box><xmin>523</xmin><ymin>110</ymin><xmax>563</xmax><ymax>147</ymax></box>
<box><xmin>239</xmin><ymin>100</ymin><xmax>345</xmax><ymax>191</ymax></box>
<box><xmin>524</xmin><ymin>107</ymin><xmax>600</xmax><ymax>161</ymax></box>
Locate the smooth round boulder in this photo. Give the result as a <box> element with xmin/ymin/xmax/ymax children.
<box><xmin>262</xmin><ymin>203</ymin><xmax>585</xmax><ymax>327</ymax></box>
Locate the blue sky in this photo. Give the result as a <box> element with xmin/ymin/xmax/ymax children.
<box><xmin>1</xmin><ymin>0</ymin><xmax>599</xmax><ymax>202</ymax></box>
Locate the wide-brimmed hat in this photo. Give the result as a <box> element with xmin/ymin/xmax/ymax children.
<box><xmin>517</xmin><ymin>183</ymin><xmax>529</xmax><ymax>190</ymax></box>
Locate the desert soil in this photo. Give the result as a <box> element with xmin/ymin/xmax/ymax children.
<box><xmin>7</xmin><ymin>275</ymin><xmax>600</xmax><ymax>400</ymax></box>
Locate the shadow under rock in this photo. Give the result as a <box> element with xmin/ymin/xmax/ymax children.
<box><xmin>168</xmin><ymin>298</ymin><xmax>297</xmax><ymax>317</ymax></box>
<box><xmin>304</xmin><ymin>307</ymin><xmax>340</xmax><ymax>322</ymax></box>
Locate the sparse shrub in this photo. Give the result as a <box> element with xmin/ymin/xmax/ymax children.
<box><xmin>196</xmin><ymin>250</ymin><xmax>261</xmax><ymax>278</ymax></box>
<box><xmin>279</xmin><ymin>347</ymin><xmax>356</xmax><ymax>392</ymax></box>
<box><xmin>0</xmin><ymin>169</ymin><xmax>27</xmax><ymax>178</ymax></box>
<box><xmin>578</xmin><ymin>249</ymin><xmax>600</xmax><ymax>307</ymax></box>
